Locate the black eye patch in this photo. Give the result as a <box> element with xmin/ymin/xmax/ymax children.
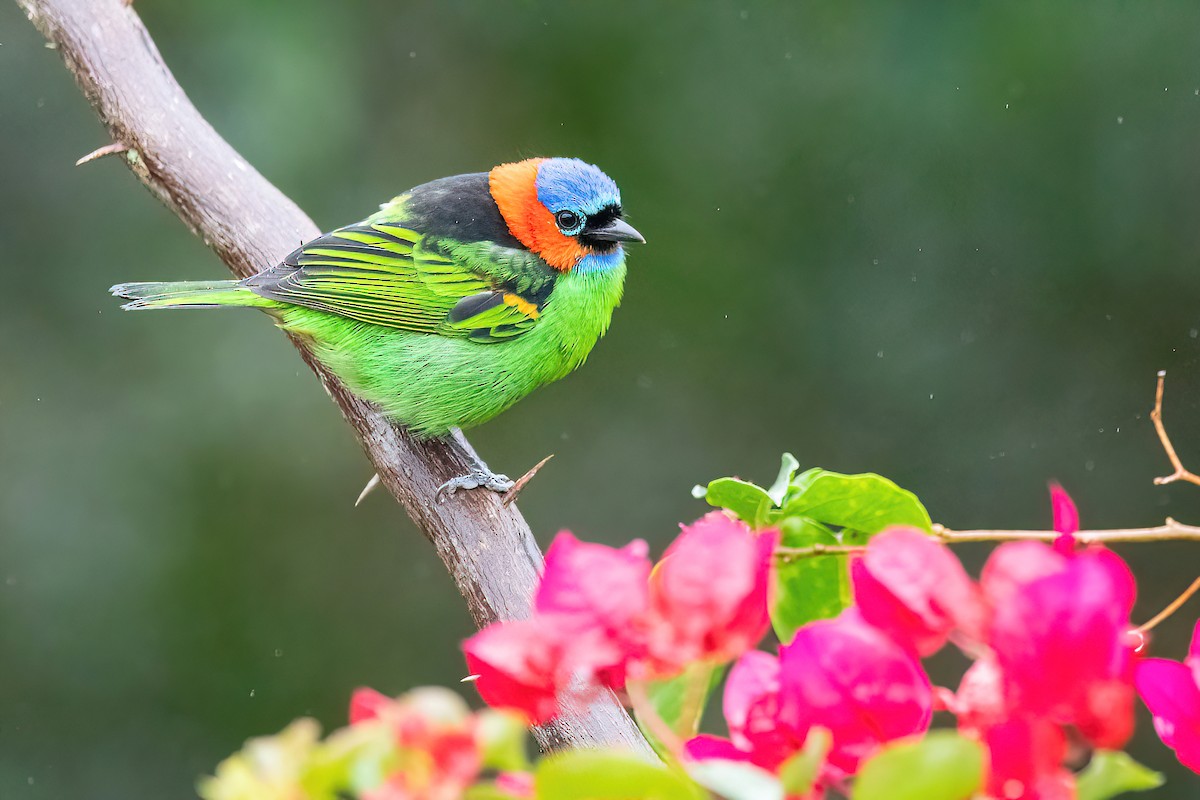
<box><xmin>584</xmin><ymin>204</ymin><xmax>623</xmax><ymax>232</ymax></box>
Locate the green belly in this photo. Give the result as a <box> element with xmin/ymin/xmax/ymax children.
<box><xmin>274</xmin><ymin>267</ymin><xmax>624</xmax><ymax>437</ymax></box>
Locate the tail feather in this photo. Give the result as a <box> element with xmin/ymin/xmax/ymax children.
<box><xmin>110</xmin><ymin>280</ymin><xmax>271</xmax><ymax>310</ymax></box>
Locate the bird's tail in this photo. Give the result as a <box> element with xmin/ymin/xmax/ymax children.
<box><xmin>110</xmin><ymin>280</ymin><xmax>272</xmax><ymax>310</ymax></box>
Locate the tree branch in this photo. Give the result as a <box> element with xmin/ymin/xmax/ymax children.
<box><xmin>16</xmin><ymin>0</ymin><xmax>650</xmax><ymax>756</ymax></box>
<box><xmin>1151</xmin><ymin>370</ymin><xmax>1200</xmax><ymax>487</ymax></box>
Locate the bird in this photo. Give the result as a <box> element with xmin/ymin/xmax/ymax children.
<box><xmin>110</xmin><ymin>157</ymin><xmax>644</xmax><ymax>497</ymax></box>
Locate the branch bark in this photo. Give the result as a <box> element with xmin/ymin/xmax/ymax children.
<box><xmin>17</xmin><ymin>0</ymin><xmax>650</xmax><ymax>756</ymax></box>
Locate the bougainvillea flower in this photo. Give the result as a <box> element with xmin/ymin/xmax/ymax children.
<box><xmin>1136</xmin><ymin>619</ymin><xmax>1200</xmax><ymax>772</ymax></box>
<box><xmin>985</xmin><ymin>541</ymin><xmax>1137</xmax><ymax>748</ymax></box>
<box><xmin>463</xmin><ymin>615</ymin><xmax>621</xmax><ymax>724</ymax></box>
<box><xmin>343</xmin><ymin>688</ymin><xmax>484</xmax><ymax>800</ymax></box>
<box><xmin>494</xmin><ymin>771</ymin><xmax>535</xmax><ymax>798</ymax></box>
<box><xmin>350</xmin><ymin>686</ymin><xmax>395</xmax><ymax>726</ymax></box>
<box><xmin>778</xmin><ymin>610</ymin><xmax>932</xmax><ymax>775</ymax></box>
<box><xmin>983</xmin><ymin>716</ymin><xmax>1075</xmax><ymax>800</ymax></box>
<box><xmin>950</xmin><ymin>656</ymin><xmax>1007</xmax><ymax>736</ymax></box>
<box><xmin>1049</xmin><ymin>482</ymin><xmax>1079</xmax><ymax>555</ymax></box>
<box><xmin>646</xmin><ymin>512</ymin><xmax>778</xmax><ymax>673</ymax></box>
<box><xmin>534</xmin><ymin>533</ymin><xmax>652</xmax><ymax>634</ymax></box>
<box><xmin>851</xmin><ymin>527</ymin><xmax>986</xmax><ymax>656</ymax></box>
<box><xmin>684</xmin><ymin>649</ymin><xmax>808</xmax><ymax>771</ymax></box>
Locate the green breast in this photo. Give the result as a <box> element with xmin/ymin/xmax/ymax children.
<box><xmin>279</xmin><ymin>260</ymin><xmax>626</xmax><ymax>437</ymax></box>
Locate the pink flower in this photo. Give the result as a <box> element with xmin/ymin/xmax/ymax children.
<box><xmin>465</xmin><ymin>516</ymin><xmax>776</xmax><ymax>721</ymax></box>
<box><xmin>346</xmin><ymin>687</ymin><xmax>484</xmax><ymax>800</ymax></box>
<box><xmin>460</xmin><ymin>618</ymin><xmax>583</xmax><ymax>724</ymax></box>
<box><xmin>351</xmin><ymin>687</ymin><xmax>395</xmax><ymax>725</ymax></box>
<box><xmin>983</xmin><ymin>541</ymin><xmax>1137</xmax><ymax>748</ymax></box>
<box><xmin>983</xmin><ymin>716</ymin><xmax>1075</xmax><ymax>800</ymax></box>
<box><xmin>1049</xmin><ymin>482</ymin><xmax>1079</xmax><ymax>555</ymax></box>
<box><xmin>851</xmin><ymin>527</ymin><xmax>986</xmax><ymax>656</ymax></box>
<box><xmin>1136</xmin><ymin>619</ymin><xmax>1200</xmax><ymax>772</ymax></box>
<box><xmin>646</xmin><ymin>512</ymin><xmax>778</xmax><ymax>674</ymax></box>
<box><xmin>778</xmin><ymin>610</ymin><xmax>932</xmax><ymax>776</ymax></box>
<box><xmin>534</xmin><ymin>533</ymin><xmax>651</xmax><ymax>635</ymax></box>
<box><xmin>534</xmin><ymin>533</ymin><xmax>654</xmax><ymax>687</ymax></box>
<box><xmin>684</xmin><ymin>650</ymin><xmax>806</xmax><ymax>771</ymax></box>
<box><xmin>494</xmin><ymin>772</ymin><xmax>535</xmax><ymax>798</ymax></box>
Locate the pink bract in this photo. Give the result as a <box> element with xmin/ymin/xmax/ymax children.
<box><xmin>684</xmin><ymin>649</ymin><xmax>808</xmax><ymax>771</ymax></box>
<box><xmin>852</xmin><ymin>527</ymin><xmax>985</xmax><ymax>656</ymax></box>
<box><xmin>986</xmin><ymin>543</ymin><xmax>1137</xmax><ymax>748</ymax></box>
<box><xmin>778</xmin><ymin>610</ymin><xmax>932</xmax><ymax>775</ymax></box>
<box><xmin>1136</xmin><ymin>619</ymin><xmax>1200</xmax><ymax>773</ymax></box>
<box><xmin>646</xmin><ymin>512</ymin><xmax>778</xmax><ymax>673</ymax></box>
<box><xmin>984</xmin><ymin>716</ymin><xmax>1075</xmax><ymax>800</ymax></box>
<box><xmin>460</xmin><ymin>618</ymin><xmax>583</xmax><ymax>724</ymax></box>
<box><xmin>535</xmin><ymin>532</ymin><xmax>651</xmax><ymax>633</ymax></box>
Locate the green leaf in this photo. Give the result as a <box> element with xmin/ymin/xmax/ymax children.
<box><xmin>785</xmin><ymin>469</ymin><xmax>931</xmax><ymax>535</ymax></box>
<box><xmin>852</xmin><ymin>732</ymin><xmax>983</xmax><ymax>800</ymax></box>
<box><xmin>476</xmin><ymin>710</ymin><xmax>531</xmax><ymax>772</ymax></box>
<box><xmin>778</xmin><ymin>727</ymin><xmax>831</xmax><ymax>796</ymax></box>
<box><xmin>697</xmin><ymin>477</ymin><xmax>774</xmax><ymax>526</ymax></box>
<box><xmin>535</xmin><ymin>750</ymin><xmax>706</xmax><ymax>800</ymax></box>
<box><xmin>770</xmin><ymin>517</ymin><xmax>852</xmax><ymax>643</ymax></box>
<box><xmin>687</xmin><ymin>759</ymin><xmax>785</xmax><ymax>800</ymax></box>
<box><xmin>465</xmin><ymin>783</ymin><xmax>529</xmax><ymax>800</ymax></box>
<box><xmin>766</xmin><ymin>452</ymin><xmax>800</xmax><ymax>506</ymax></box>
<box><xmin>634</xmin><ymin>665</ymin><xmax>724</xmax><ymax>761</ymax></box>
<box><xmin>1076</xmin><ymin>751</ymin><xmax>1165</xmax><ymax>800</ymax></box>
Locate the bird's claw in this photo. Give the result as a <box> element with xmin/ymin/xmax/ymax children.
<box><xmin>436</xmin><ymin>470</ymin><xmax>514</xmax><ymax>501</ymax></box>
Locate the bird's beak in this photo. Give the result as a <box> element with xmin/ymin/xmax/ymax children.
<box><xmin>588</xmin><ymin>217</ymin><xmax>646</xmax><ymax>244</ymax></box>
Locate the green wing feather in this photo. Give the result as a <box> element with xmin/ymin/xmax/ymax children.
<box><xmin>244</xmin><ymin>221</ymin><xmax>557</xmax><ymax>342</ymax></box>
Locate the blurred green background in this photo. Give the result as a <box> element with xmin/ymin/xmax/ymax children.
<box><xmin>3</xmin><ymin>1</ymin><xmax>1200</xmax><ymax>796</ymax></box>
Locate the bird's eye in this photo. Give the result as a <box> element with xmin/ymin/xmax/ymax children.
<box><xmin>555</xmin><ymin>210</ymin><xmax>581</xmax><ymax>231</ymax></box>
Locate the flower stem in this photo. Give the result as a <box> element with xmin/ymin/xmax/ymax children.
<box><xmin>1137</xmin><ymin>574</ymin><xmax>1200</xmax><ymax>634</ymax></box>
<box><xmin>626</xmin><ymin>679</ymin><xmax>685</xmax><ymax>762</ymax></box>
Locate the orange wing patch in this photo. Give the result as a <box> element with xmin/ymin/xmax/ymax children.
<box><xmin>503</xmin><ymin>293</ymin><xmax>540</xmax><ymax>319</ymax></box>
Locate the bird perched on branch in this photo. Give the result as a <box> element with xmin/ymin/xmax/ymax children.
<box><xmin>111</xmin><ymin>157</ymin><xmax>644</xmax><ymax>496</ymax></box>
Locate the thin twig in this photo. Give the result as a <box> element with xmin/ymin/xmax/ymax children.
<box><xmin>502</xmin><ymin>454</ymin><xmax>554</xmax><ymax>508</ymax></box>
<box><xmin>354</xmin><ymin>473</ymin><xmax>381</xmax><ymax>507</ymax></box>
<box><xmin>75</xmin><ymin>141</ymin><xmax>128</xmax><ymax>165</ymax></box>
<box><xmin>1137</xmin><ymin>575</ymin><xmax>1200</xmax><ymax>634</ymax></box>
<box><xmin>626</xmin><ymin>680</ymin><xmax>683</xmax><ymax>762</ymax></box>
<box><xmin>1151</xmin><ymin>371</ymin><xmax>1200</xmax><ymax>487</ymax></box>
<box><xmin>773</xmin><ymin>520</ymin><xmax>1200</xmax><ymax>561</ymax></box>
<box><xmin>933</xmin><ymin>518</ymin><xmax>1200</xmax><ymax>544</ymax></box>
<box><xmin>774</xmin><ymin>543</ymin><xmax>864</xmax><ymax>561</ymax></box>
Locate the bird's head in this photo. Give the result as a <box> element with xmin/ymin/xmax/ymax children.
<box><xmin>489</xmin><ymin>157</ymin><xmax>644</xmax><ymax>272</ymax></box>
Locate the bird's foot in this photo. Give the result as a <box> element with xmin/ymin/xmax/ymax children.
<box><xmin>436</xmin><ymin>469</ymin><xmax>514</xmax><ymax>501</ymax></box>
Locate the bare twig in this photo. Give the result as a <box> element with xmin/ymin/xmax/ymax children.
<box><xmin>1151</xmin><ymin>371</ymin><xmax>1200</xmax><ymax>487</ymax></box>
<box><xmin>354</xmin><ymin>473</ymin><xmax>381</xmax><ymax>507</ymax></box>
<box><xmin>75</xmin><ymin>141</ymin><xmax>127</xmax><ymax>165</ymax></box>
<box><xmin>774</xmin><ymin>519</ymin><xmax>1200</xmax><ymax>562</ymax></box>
<box><xmin>932</xmin><ymin>518</ymin><xmax>1200</xmax><ymax>544</ymax></box>
<box><xmin>502</xmin><ymin>454</ymin><xmax>554</xmax><ymax>508</ymax></box>
<box><xmin>775</xmin><ymin>543</ymin><xmax>864</xmax><ymax>561</ymax></box>
<box><xmin>17</xmin><ymin>0</ymin><xmax>649</xmax><ymax>756</ymax></box>
<box><xmin>626</xmin><ymin>680</ymin><xmax>683</xmax><ymax>762</ymax></box>
<box><xmin>1137</xmin><ymin>575</ymin><xmax>1200</xmax><ymax>634</ymax></box>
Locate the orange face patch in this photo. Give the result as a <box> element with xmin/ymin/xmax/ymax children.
<box><xmin>489</xmin><ymin>159</ymin><xmax>589</xmax><ymax>272</ymax></box>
